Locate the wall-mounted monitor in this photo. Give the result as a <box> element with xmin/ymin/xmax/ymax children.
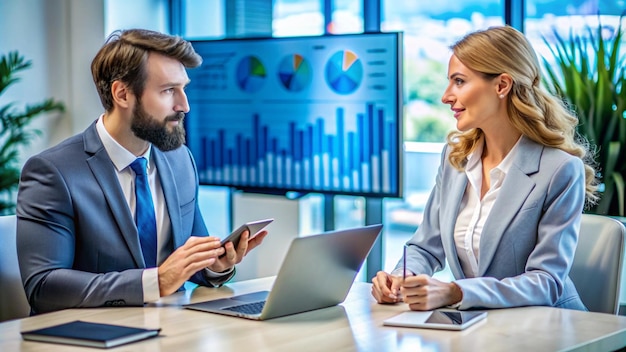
<box><xmin>185</xmin><ymin>32</ymin><xmax>403</xmax><ymax>198</ymax></box>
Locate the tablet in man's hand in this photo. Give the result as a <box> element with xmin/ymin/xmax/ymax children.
<box><xmin>220</xmin><ymin>218</ymin><xmax>274</xmax><ymax>248</ymax></box>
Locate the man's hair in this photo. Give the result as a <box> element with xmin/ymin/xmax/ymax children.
<box><xmin>91</xmin><ymin>29</ymin><xmax>202</xmax><ymax>111</ymax></box>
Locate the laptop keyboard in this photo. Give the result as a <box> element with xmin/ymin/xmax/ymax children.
<box><xmin>223</xmin><ymin>301</ymin><xmax>266</xmax><ymax>315</ymax></box>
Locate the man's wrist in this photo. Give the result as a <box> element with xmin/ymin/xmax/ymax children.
<box><xmin>204</xmin><ymin>265</ymin><xmax>234</xmax><ymax>278</ymax></box>
<box><xmin>202</xmin><ymin>266</ymin><xmax>236</xmax><ymax>287</ymax></box>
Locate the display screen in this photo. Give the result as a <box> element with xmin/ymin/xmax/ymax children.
<box><xmin>185</xmin><ymin>32</ymin><xmax>403</xmax><ymax>198</ymax></box>
<box><xmin>426</xmin><ymin>311</ymin><xmax>481</xmax><ymax>325</ymax></box>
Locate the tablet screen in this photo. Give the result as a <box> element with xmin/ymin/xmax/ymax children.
<box><xmin>425</xmin><ymin>311</ymin><xmax>483</xmax><ymax>325</ymax></box>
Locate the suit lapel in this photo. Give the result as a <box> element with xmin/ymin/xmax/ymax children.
<box><xmin>478</xmin><ymin>137</ymin><xmax>542</xmax><ymax>275</ymax></box>
<box><xmin>83</xmin><ymin>123</ymin><xmax>144</xmax><ymax>267</ymax></box>
<box><xmin>153</xmin><ymin>150</ymin><xmax>184</xmax><ymax>248</ymax></box>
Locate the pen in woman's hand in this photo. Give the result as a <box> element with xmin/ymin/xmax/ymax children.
<box><xmin>403</xmin><ymin>244</ymin><xmax>407</xmax><ymax>281</ymax></box>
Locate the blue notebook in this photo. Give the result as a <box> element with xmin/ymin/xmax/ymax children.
<box><xmin>21</xmin><ymin>320</ymin><xmax>161</xmax><ymax>348</ymax></box>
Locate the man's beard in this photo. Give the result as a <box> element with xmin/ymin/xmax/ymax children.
<box><xmin>130</xmin><ymin>101</ymin><xmax>186</xmax><ymax>151</ymax></box>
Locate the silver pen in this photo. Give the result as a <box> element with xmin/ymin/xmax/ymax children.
<box><xmin>403</xmin><ymin>244</ymin><xmax>407</xmax><ymax>281</ymax></box>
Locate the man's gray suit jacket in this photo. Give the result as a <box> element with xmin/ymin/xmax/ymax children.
<box><xmin>17</xmin><ymin>121</ymin><xmax>227</xmax><ymax>314</ymax></box>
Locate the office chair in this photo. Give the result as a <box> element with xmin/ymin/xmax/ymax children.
<box><xmin>0</xmin><ymin>215</ymin><xmax>31</xmax><ymax>321</ymax></box>
<box><xmin>570</xmin><ymin>214</ymin><xmax>626</xmax><ymax>315</ymax></box>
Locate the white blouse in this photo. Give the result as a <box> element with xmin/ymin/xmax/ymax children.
<box><xmin>453</xmin><ymin>136</ymin><xmax>521</xmax><ymax>278</ymax></box>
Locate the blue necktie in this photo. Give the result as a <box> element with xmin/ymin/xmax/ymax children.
<box><xmin>130</xmin><ymin>157</ymin><xmax>157</xmax><ymax>268</ymax></box>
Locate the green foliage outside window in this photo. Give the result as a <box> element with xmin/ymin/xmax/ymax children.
<box><xmin>403</xmin><ymin>58</ymin><xmax>455</xmax><ymax>142</ymax></box>
<box><xmin>0</xmin><ymin>51</ymin><xmax>65</xmax><ymax>215</ymax></box>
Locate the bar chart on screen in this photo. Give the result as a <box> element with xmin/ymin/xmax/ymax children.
<box><xmin>194</xmin><ymin>103</ymin><xmax>397</xmax><ymax>194</ymax></box>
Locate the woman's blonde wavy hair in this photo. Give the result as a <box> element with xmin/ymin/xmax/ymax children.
<box><xmin>445</xmin><ymin>25</ymin><xmax>598</xmax><ymax>206</ymax></box>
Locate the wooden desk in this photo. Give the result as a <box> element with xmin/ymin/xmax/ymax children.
<box><xmin>1</xmin><ymin>277</ymin><xmax>625</xmax><ymax>351</ymax></box>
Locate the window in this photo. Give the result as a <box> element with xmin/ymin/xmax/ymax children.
<box><xmin>525</xmin><ymin>0</ymin><xmax>626</xmax><ymax>65</ymax></box>
<box><xmin>182</xmin><ymin>0</ymin><xmax>225</xmax><ymax>39</ymax></box>
<box><xmin>105</xmin><ymin>0</ymin><xmax>168</xmax><ymax>36</ymax></box>
<box><xmin>382</xmin><ymin>0</ymin><xmax>504</xmax><ymax>143</ymax></box>
<box><xmin>273</xmin><ymin>0</ymin><xmax>324</xmax><ymax>36</ymax></box>
<box><xmin>329</xmin><ymin>0</ymin><xmax>363</xmax><ymax>34</ymax></box>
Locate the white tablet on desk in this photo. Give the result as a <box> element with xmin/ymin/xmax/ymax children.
<box><xmin>383</xmin><ymin>310</ymin><xmax>487</xmax><ymax>331</ymax></box>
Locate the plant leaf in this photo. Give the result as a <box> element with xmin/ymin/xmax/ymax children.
<box><xmin>612</xmin><ymin>172</ymin><xmax>625</xmax><ymax>216</ymax></box>
<box><xmin>542</xmin><ymin>14</ymin><xmax>626</xmax><ymax>215</ymax></box>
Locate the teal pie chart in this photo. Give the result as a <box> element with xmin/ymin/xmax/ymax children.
<box><xmin>236</xmin><ymin>56</ymin><xmax>266</xmax><ymax>93</ymax></box>
<box><xmin>278</xmin><ymin>54</ymin><xmax>312</xmax><ymax>92</ymax></box>
<box><xmin>325</xmin><ymin>50</ymin><xmax>363</xmax><ymax>95</ymax></box>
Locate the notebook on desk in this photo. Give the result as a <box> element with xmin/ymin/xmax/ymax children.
<box><xmin>184</xmin><ymin>224</ymin><xmax>383</xmax><ymax>320</ymax></box>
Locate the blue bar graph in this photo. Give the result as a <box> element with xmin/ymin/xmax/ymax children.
<box><xmin>194</xmin><ymin>102</ymin><xmax>397</xmax><ymax>195</ymax></box>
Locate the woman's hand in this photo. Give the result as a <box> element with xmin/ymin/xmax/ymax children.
<box><xmin>401</xmin><ymin>274</ymin><xmax>463</xmax><ymax>310</ymax></box>
<box><xmin>371</xmin><ymin>271</ymin><xmax>404</xmax><ymax>304</ymax></box>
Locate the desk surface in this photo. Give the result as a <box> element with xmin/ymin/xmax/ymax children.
<box><xmin>1</xmin><ymin>277</ymin><xmax>626</xmax><ymax>352</ymax></box>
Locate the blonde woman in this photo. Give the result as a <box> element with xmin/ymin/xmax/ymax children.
<box><xmin>372</xmin><ymin>26</ymin><xmax>597</xmax><ymax>311</ymax></box>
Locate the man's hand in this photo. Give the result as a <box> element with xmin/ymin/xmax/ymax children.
<box><xmin>208</xmin><ymin>229</ymin><xmax>269</xmax><ymax>273</ymax></box>
<box><xmin>157</xmin><ymin>236</ymin><xmax>224</xmax><ymax>296</ymax></box>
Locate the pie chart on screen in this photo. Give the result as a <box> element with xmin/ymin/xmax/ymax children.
<box><xmin>325</xmin><ymin>50</ymin><xmax>363</xmax><ymax>95</ymax></box>
<box><xmin>278</xmin><ymin>54</ymin><xmax>312</xmax><ymax>92</ymax></box>
<box><xmin>236</xmin><ymin>55</ymin><xmax>266</xmax><ymax>93</ymax></box>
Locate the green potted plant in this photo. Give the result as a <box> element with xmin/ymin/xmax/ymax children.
<box><xmin>0</xmin><ymin>51</ymin><xmax>65</xmax><ymax>215</ymax></box>
<box><xmin>542</xmin><ymin>16</ymin><xmax>626</xmax><ymax>217</ymax></box>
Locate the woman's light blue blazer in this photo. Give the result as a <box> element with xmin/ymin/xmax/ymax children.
<box><xmin>398</xmin><ymin>136</ymin><xmax>587</xmax><ymax>311</ymax></box>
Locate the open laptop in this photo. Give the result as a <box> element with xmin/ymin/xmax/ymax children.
<box><xmin>184</xmin><ymin>224</ymin><xmax>383</xmax><ymax>320</ymax></box>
